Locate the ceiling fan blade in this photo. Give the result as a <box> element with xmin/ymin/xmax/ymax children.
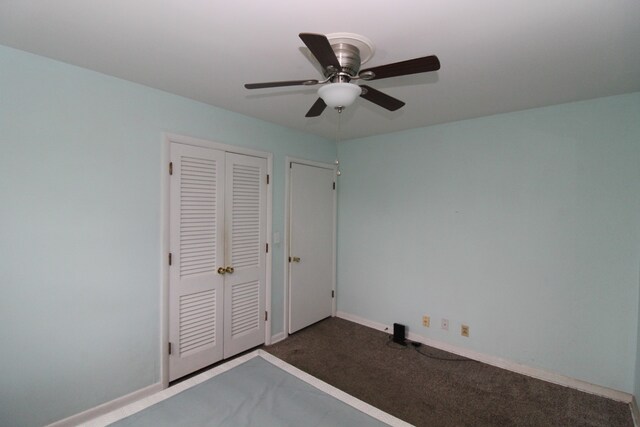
<box><xmin>244</xmin><ymin>79</ymin><xmax>318</xmax><ymax>89</ymax></box>
<box><xmin>360</xmin><ymin>55</ymin><xmax>440</xmax><ymax>80</ymax></box>
<box><xmin>359</xmin><ymin>85</ymin><xmax>405</xmax><ymax>111</ymax></box>
<box><xmin>299</xmin><ymin>33</ymin><xmax>341</xmax><ymax>71</ymax></box>
<box><xmin>305</xmin><ymin>98</ymin><xmax>327</xmax><ymax>117</ymax></box>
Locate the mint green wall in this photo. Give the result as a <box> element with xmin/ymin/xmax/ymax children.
<box><xmin>337</xmin><ymin>93</ymin><xmax>640</xmax><ymax>394</ymax></box>
<box><xmin>0</xmin><ymin>45</ymin><xmax>335</xmax><ymax>427</ymax></box>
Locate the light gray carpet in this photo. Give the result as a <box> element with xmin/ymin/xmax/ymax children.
<box><xmin>264</xmin><ymin>317</ymin><xmax>633</xmax><ymax>427</ymax></box>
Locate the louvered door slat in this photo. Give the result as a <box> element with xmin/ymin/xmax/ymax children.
<box><xmin>231</xmin><ymin>280</ymin><xmax>260</xmax><ymax>337</ymax></box>
<box><xmin>179</xmin><ymin>155</ymin><xmax>218</xmax><ymax>277</ymax></box>
<box><xmin>231</xmin><ymin>161</ymin><xmax>261</xmax><ymax>269</ymax></box>
<box><xmin>178</xmin><ymin>290</ymin><xmax>216</xmax><ymax>356</ymax></box>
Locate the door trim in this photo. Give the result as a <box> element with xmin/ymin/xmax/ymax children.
<box><xmin>283</xmin><ymin>157</ymin><xmax>337</xmax><ymax>338</ymax></box>
<box><xmin>161</xmin><ymin>133</ymin><xmax>273</xmax><ymax>388</ymax></box>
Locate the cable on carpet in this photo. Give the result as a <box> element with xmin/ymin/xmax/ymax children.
<box><xmin>386</xmin><ymin>336</ymin><xmax>475</xmax><ymax>362</ymax></box>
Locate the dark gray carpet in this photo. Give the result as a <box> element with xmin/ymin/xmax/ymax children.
<box><xmin>264</xmin><ymin>317</ymin><xmax>633</xmax><ymax>427</ymax></box>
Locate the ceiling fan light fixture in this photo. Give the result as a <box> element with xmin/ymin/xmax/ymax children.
<box><xmin>318</xmin><ymin>83</ymin><xmax>362</xmax><ymax>108</ymax></box>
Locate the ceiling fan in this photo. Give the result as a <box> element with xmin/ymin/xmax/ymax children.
<box><xmin>244</xmin><ymin>32</ymin><xmax>440</xmax><ymax>117</ymax></box>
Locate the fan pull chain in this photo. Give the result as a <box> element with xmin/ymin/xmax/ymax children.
<box><xmin>336</xmin><ymin>109</ymin><xmax>342</xmax><ymax>176</ymax></box>
<box><xmin>337</xmin><ymin>108</ymin><xmax>342</xmax><ymax>143</ymax></box>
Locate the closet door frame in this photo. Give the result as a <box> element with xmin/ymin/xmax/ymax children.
<box><xmin>161</xmin><ymin>133</ymin><xmax>273</xmax><ymax>388</ymax></box>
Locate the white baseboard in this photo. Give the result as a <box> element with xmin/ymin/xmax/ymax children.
<box><xmin>46</xmin><ymin>382</ymin><xmax>163</xmax><ymax>427</ymax></box>
<box><xmin>337</xmin><ymin>311</ymin><xmax>394</xmax><ymax>335</ymax></box>
<box><xmin>270</xmin><ymin>332</ymin><xmax>286</xmax><ymax>345</ymax></box>
<box><xmin>336</xmin><ymin>311</ymin><xmax>633</xmax><ymax>404</ymax></box>
<box><xmin>631</xmin><ymin>396</ymin><xmax>640</xmax><ymax>427</ymax></box>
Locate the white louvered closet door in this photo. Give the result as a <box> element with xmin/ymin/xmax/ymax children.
<box><xmin>223</xmin><ymin>153</ymin><xmax>267</xmax><ymax>358</ymax></box>
<box><xmin>169</xmin><ymin>144</ymin><xmax>225</xmax><ymax>382</ymax></box>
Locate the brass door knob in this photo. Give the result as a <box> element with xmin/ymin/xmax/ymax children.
<box><xmin>291</xmin><ymin>257</ymin><xmax>301</xmax><ymax>263</ymax></box>
<box><xmin>225</xmin><ymin>266</ymin><xmax>235</xmax><ymax>274</ymax></box>
<box><xmin>217</xmin><ymin>267</ymin><xmax>226</xmax><ymax>275</ymax></box>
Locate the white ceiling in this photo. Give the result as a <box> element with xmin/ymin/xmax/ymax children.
<box><xmin>1</xmin><ymin>1</ymin><xmax>639</xmax><ymax>140</ymax></box>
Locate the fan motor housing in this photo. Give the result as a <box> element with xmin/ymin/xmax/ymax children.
<box><xmin>327</xmin><ymin>43</ymin><xmax>361</xmax><ymax>81</ymax></box>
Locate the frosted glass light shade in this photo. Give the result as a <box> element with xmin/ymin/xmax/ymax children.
<box><xmin>318</xmin><ymin>83</ymin><xmax>362</xmax><ymax>108</ymax></box>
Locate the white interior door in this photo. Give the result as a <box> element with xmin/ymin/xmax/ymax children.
<box><xmin>169</xmin><ymin>143</ymin><xmax>225</xmax><ymax>381</ymax></box>
<box><xmin>223</xmin><ymin>153</ymin><xmax>267</xmax><ymax>357</ymax></box>
<box><xmin>289</xmin><ymin>162</ymin><xmax>336</xmax><ymax>334</ymax></box>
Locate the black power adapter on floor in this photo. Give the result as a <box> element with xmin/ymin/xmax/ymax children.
<box><xmin>393</xmin><ymin>323</ymin><xmax>407</xmax><ymax>345</ymax></box>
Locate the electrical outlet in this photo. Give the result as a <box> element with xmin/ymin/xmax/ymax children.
<box><xmin>441</xmin><ymin>318</ymin><xmax>449</xmax><ymax>331</ymax></box>
<box><xmin>422</xmin><ymin>315</ymin><xmax>430</xmax><ymax>327</ymax></box>
<box><xmin>461</xmin><ymin>324</ymin><xmax>469</xmax><ymax>337</ymax></box>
